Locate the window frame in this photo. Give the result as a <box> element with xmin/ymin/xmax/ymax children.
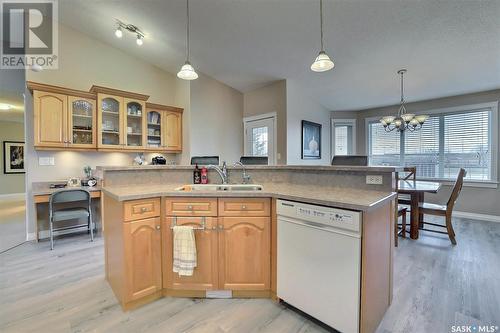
<box><xmin>365</xmin><ymin>102</ymin><xmax>498</xmax><ymax>187</ymax></box>
<box><xmin>331</xmin><ymin>118</ymin><xmax>357</xmax><ymax>160</ymax></box>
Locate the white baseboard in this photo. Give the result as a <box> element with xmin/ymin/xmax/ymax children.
<box><xmin>0</xmin><ymin>193</ymin><xmax>25</xmax><ymax>201</ymax></box>
<box><xmin>27</xmin><ymin>232</ymin><xmax>37</xmax><ymax>241</ymax></box>
<box><xmin>454</xmin><ymin>211</ymin><xmax>500</xmax><ymax>223</ymax></box>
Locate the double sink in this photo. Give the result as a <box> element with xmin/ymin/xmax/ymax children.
<box><xmin>175</xmin><ymin>184</ymin><xmax>263</xmax><ymax>192</ymax></box>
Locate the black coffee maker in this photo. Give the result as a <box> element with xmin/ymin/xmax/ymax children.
<box><xmin>152</xmin><ymin>156</ymin><xmax>166</xmax><ymax>165</ymax></box>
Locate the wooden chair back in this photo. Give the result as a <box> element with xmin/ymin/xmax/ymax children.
<box><xmin>446</xmin><ymin>168</ymin><xmax>466</xmax><ymax>212</ymax></box>
<box><xmin>400</xmin><ymin>167</ymin><xmax>416</xmax><ymax>181</ymax></box>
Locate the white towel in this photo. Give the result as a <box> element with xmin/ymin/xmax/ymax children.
<box><xmin>172</xmin><ymin>226</ymin><xmax>197</xmax><ymax>276</ymax></box>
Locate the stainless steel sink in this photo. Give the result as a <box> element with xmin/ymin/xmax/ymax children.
<box><xmin>175</xmin><ymin>184</ymin><xmax>263</xmax><ymax>192</ymax></box>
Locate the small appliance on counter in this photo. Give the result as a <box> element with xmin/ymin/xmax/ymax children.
<box><xmin>152</xmin><ymin>156</ymin><xmax>166</xmax><ymax>165</ymax></box>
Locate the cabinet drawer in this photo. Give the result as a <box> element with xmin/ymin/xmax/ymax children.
<box><xmin>218</xmin><ymin>198</ymin><xmax>271</xmax><ymax>217</ymax></box>
<box><xmin>165</xmin><ymin>198</ymin><xmax>218</xmax><ymax>217</ymax></box>
<box><xmin>123</xmin><ymin>198</ymin><xmax>161</xmax><ymax>222</ymax></box>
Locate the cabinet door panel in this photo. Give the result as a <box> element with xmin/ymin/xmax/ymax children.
<box><xmin>68</xmin><ymin>96</ymin><xmax>96</xmax><ymax>148</ymax></box>
<box><xmin>34</xmin><ymin>91</ymin><xmax>68</xmax><ymax>147</ymax></box>
<box><xmin>124</xmin><ymin>99</ymin><xmax>146</xmax><ymax>149</ymax></box>
<box><xmin>124</xmin><ymin>217</ymin><xmax>162</xmax><ymax>301</ymax></box>
<box><xmin>219</xmin><ymin>217</ymin><xmax>270</xmax><ymax>290</ymax></box>
<box><xmin>162</xmin><ymin>217</ymin><xmax>218</xmax><ymax>290</ymax></box>
<box><xmin>164</xmin><ymin>111</ymin><xmax>182</xmax><ymax>151</ymax></box>
<box><xmin>98</xmin><ymin>94</ymin><xmax>124</xmax><ymax>148</ymax></box>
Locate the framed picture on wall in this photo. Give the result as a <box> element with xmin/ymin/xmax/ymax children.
<box><xmin>301</xmin><ymin>120</ymin><xmax>321</xmax><ymax>159</ymax></box>
<box><xmin>3</xmin><ymin>141</ymin><xmax>25</xmax><ymax>174</ymax></box>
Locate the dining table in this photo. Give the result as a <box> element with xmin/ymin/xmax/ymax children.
<box><xmin>397</xmin><ymin>179</ymin><xmax>442</xmax><ymax>239</ymax></box>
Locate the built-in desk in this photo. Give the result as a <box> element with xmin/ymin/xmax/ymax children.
<box><xmin>32</xmin><ymin>182</ymin><xmax>101</xmax><ymax>241</ymax></box>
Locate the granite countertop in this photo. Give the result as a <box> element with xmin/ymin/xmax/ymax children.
<box><xmin>96</xmin><ymin>165</ymin><xmax>396</xmax><ymax>173</ymax></box>
<box><xmin>101</xmin><ymin>183</ymin><xmax>396</xmax><ymax>212</ymax></box>
<box><xmin>32</xmin><ymin>181</ymin><xmax>102</xmax><ymax>196</ymax></box>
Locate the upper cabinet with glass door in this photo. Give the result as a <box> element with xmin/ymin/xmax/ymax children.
<box><xmin>68</xmin><ymin>96</ymin><xmax>96</xmax><ymax>148</ymax></box>
<box><xmin>90</xmin><ymin>86</ymin><xmax>149</xmax><ymax>151</ymax></box>
<box><xmin>145</xmin><ymin>103</ymin><xmax>183</xmax><ymax>152</ymax></box>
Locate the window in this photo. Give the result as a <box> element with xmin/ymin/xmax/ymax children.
<box><xmin>368</xmin><ymin>105</ymin><xmax>496</xmax><ymax>181</ymax></box>
<box><xmin>331</xmin><ymin>119</ymin><xmax>356</xmax><ymax>158</ymax></box>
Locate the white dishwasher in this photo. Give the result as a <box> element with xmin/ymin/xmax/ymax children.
<box><xmin>277</xmin><ymin>199</ymin><xmax>361</xmax><ymax>333</ymax></box>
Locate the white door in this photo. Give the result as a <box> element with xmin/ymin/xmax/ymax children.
<box><xmin>331</xmin><ymin>119</ymin><xmax>356</xmax><ymax>158</ymax></box>
<box><xmin>244</xmin><ymin>117</ymin><xmax>275</xmax><ymax>165</ymax></box>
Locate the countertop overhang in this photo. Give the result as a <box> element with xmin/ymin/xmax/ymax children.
<box><xmin>102</xmin><ymin>183</ymin><xmax>396</xmax><ymax>212</ymax></box>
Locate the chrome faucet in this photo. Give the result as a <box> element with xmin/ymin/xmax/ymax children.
<box><xmin>209</xmin><ymin>162</ymin><xmax>229</xmax><ymax>184</ymax></box>
<box><xmin>234</xmin><ymin>161</ymin><xmax>251</xmax><ymax>184</ymax></box>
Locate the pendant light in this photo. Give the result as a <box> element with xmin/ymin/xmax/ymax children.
<box><xmin>177</xmin><ymin>0</ymin><xmax>198</xmax><ymax>80</ymax></box>
<box><xmin>311</xmin><ymin>0</ymin><xmax>334</xmax><ymax>72</ymax></box>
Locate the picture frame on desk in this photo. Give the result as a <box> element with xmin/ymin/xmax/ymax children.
<box><xmin>3</xmin><ymin>141</ymin><xmax>25</xmax><ymax>174</ymax></box>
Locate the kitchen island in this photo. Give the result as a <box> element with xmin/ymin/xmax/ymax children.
<box><xmin>100</xmin><ymin>165</ymin><xmax>396</xmax><ymax>333</ymax></box>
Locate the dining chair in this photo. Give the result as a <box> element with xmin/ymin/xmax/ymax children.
<box><xmin>49</xmin><ymin>189</ymin><xmax>94</xmax><ymax>250</ymax></box>
<box><xmin>394</xmin><ymin>175</ymin><xmax>408</xmax><ymax>247</ymax></box>
<box><xmin>418</xmin><ymin>168</ymin><xmax>466</xmax><ymax>245</ymax></box>
<box><xmin>397</xmin><ymin>166</ymin><xmax>416</xmax><ymax>206</ymax></box>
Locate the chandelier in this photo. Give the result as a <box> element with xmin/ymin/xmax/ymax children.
<box><xmin>380</xmin><ymin>69</ymin><xmax>428</xmax><ymax>132</ymax></box>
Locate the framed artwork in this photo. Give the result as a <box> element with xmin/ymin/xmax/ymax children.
<box><xmin>3</xmin><ymin>141</ymin><xmax>25</xmax><ymax>174</ymax></box>
<box><xmin>301</xmin><ymin>120</ymin><xmax>321</xmax><ymax>159</ymax></box>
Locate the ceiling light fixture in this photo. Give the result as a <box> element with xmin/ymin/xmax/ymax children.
<box><xmin>311</xmin><ymin>0</ymin><xmax>334</xmax><ymax>72</ymax></box>
<box><xmin>114</xmin><ymin>19</ymin><xmax>144</xmax><ymax>46</ymax></box>
<box><xmin>0</xmin><ymin>103</ymin><xmax>12</xmax><ymax>110</ymax></box>
<box><xmin>177</xmin><ymin>0</ymin><xmax>198</xmax><ymax>80</ymax></box>
<box><xmin>380</xmin><ymin>69</ymin><xmax>428</xmax><ymax>132</ymax></box>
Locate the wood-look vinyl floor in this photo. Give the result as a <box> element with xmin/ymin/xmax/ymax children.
<box><xmin>0</xmin><ymin>218</ymin><xmax>499</xmax><ymax>333</ymax></box>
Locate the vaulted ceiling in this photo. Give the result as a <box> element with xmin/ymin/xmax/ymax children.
<box><xmin>59</xmin><ymin>0</ymin><xmax>500</xmax><ymax>111</ymax></box>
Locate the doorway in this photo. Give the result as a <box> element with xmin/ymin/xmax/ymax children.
<box><xmin>331</xmin><ymin>119</ymin><xmax>356</xmax><ymax>160</ymax></box>
<box><xmin>0</xmin><ymin>69</ymin><xmax>27</xmax><ymax>252</ymax></box>
<box><xmin>243</xmin><ymin>113</ymin><xmax>276</xmax><ymax>165</ymax></box>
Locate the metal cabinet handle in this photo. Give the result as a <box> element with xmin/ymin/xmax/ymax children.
<box><xmin>187</xmin><ymin>205</ymin><xmax>193</xmax><ymax>210</ymax></box>
<box><xmin>155</xmin><ymin>225</ymin><xmax>161</xmax><ymax>230</ymax></box>
<box><xmin>141</xmin><ymin>207</ymin><xmax>147</xmax><ymax>213</ymax></box>
<box><xmin>218</xmin><ymin>225</ymin><xmax>224</xmax><ymax>230</ymax></box>
<box><xmin>241</xmin><ymin>205</ymin><xmax>247</xmax><ymax>210</ymax></box>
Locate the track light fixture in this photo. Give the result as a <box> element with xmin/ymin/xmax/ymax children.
<box><xmin>114</xmin><ymin>19</ymin><xmax>145</xmax><ymax>46</ymax></box>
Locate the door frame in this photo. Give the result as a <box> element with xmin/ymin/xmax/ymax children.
<box><xmin>331</xmin><ymin>118</ymin><xmax>357</xmax><ymax>161</ymax></box>
<box><xmin>243</xmin><ymin>112</ymin><xmax>277</xmax><ymax>165</ymax></box>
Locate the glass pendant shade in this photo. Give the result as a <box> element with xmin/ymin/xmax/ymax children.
<box><xmin>311</xmin><ymin>51</ymin><xmax>334</xmax><ymax>72</ymax></box>
<box><xmin>401</xmin><ymin>113</ymin><xmax>415</xmax><ymax>123</ymax></box>
<box><xmin>177</xmin><ymin>61</ymin><xmax>198</xmax><ymax>80</ymax></box>
<box><xmin>382</xmin><ymin>116</ymin><xmax>395</xmax><ymax>124</ymax></box>
<box><xmin>409</xmin><ymin>118</ymin><xmax>419</xmax><ymax>126</ymax></box>
<box><xmin>415</xmin><ymin>115</ymin><xmax>429</xmax><ymax>124</ymax></box>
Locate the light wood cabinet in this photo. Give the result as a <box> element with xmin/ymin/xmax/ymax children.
<box><xmin>29</xmin><ymin>82</ymin><xmax>183</xmax><ymax>153</ymax></box>
<box><xmin>219</xmin><ymin>216</ymin><xmax>271</xmax><ymax>290</ymax></box>
<box><xmin>162</xmin><ymin>217</ymin><xmax>219</xmax><ymax>291</ymax></box>
<box><xmin>146</xmin><ymin>103</ymin><xmax>183</xmax><ymax>152</ymax></box>
<box><xmin>123</xmin><ymin>217</ymin><xmax>162</xmax><ymax>302</ymax></box>
<box><xmin>32</xmin><ymin>85</ymin><xmax>97</xmax><ymax>149</ymax></box>
<box><xmin>34</xmin><ymin>91</ymin><xmax>68</xmax><ymax>147</ymax></box>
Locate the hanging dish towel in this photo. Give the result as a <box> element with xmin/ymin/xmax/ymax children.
<box><xmin>173</xmin><ymin>226</ymin><xmax>197</xmax><ymax>276</ymax></box>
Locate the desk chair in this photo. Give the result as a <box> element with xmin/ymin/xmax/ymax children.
<box><xmin>49</xmin><ymin>189</ymin><xmax>94</xmax><ymax>250</ymax></box>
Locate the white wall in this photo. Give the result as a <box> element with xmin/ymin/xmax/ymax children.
<box><xmin>189</xmin><ymin>73</ymin><xmax>244</xmax><ymax>164</ymax></box>
<box><xmin>286</xmin><ymin>80</ymin><xmax>331</xmax><ymax>165</ymax></box>
<box><xmin>0</xmin><ymin>121</ymin><xmax>25</xmax><ymax>195</ymax></box>
<box><xmin>243</xmin><ymin>80</ymin><xmax>287</xmax><ymax>164</ymax></box>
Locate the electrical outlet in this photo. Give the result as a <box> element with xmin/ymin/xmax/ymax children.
<box><xmin>39</xmin><ymin>157</ymin><xmax>55</xmax><ymax>166</ymax></box>
<box><xmin>366</xmin><ymin>175</ymin><xmax>383</xmax><ymax>185</ymax></box>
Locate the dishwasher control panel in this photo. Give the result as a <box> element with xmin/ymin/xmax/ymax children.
<box><xmin>278</xmin><ymin>200</ymin><xmax>361</xmax><ymax>233</ymax></box>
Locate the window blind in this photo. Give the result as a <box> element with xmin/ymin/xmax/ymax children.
<box><xmin>368</xmin><ymin>108</ymin><xmax>493</xmax><ymax>181</ymax></box>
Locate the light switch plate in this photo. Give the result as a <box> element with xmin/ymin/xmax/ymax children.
<box><xmin>39</xmin><ymin>157</ymin><xmax>55</xmax><ymax>166</ymax></box>
<box><xmin>366</xmin><ymin>175</ymin><xmax>383</xmax><ymax>185</ymax></box>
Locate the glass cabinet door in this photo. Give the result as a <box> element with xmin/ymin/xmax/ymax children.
<box><xmin>69</xmin><ymin>97</ymin><xmax>95</xmax><ymax>147</ymax></box>
<box><xmin>100</xmin><ymin>96</ymin><xmax>121</xmax><ymax>146</ymax></box>
<box><xmin>125</xmin><ymin>100</ymin><xmax>144</xmax><ymax>148</ymax></box>
<box><xmin>147</xmin><ymin>111</ymin><xmax>162</xmax><ymax>148</ymax></box>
